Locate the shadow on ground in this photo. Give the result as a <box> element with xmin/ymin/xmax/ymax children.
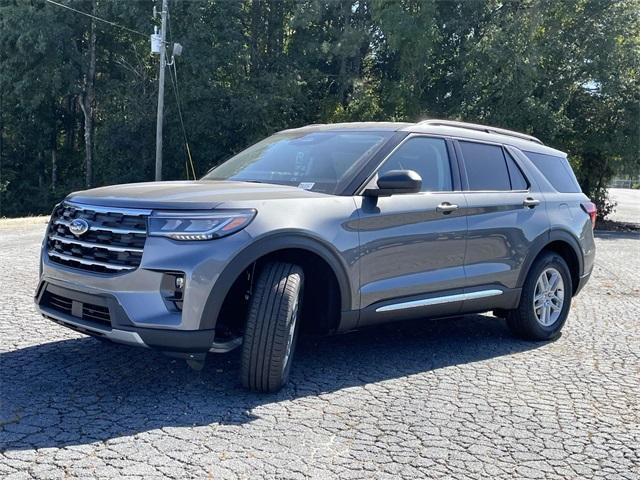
<box><xmin>1</xmin><ymin>314</ymin><xmax>543</xmax><ymax>451</ymax></box>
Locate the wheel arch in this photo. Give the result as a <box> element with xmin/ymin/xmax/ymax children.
<box><xmin>199</xmin><ymin>231</ymin><xmax>354</xmax><ymax>332</ymax></box>
<box><xmin>518</xmin><ymin>229</ymin><xmax>584</xmax><ymax>296</ymax></box>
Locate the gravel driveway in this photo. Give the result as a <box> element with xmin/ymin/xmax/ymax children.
<box><xmin>1</xmin><ymin>219</ymin><xmax>638</xmax><ymax>479</ymax></box>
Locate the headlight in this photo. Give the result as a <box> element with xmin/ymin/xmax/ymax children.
<box><xmin>148</xmin><ymin>209</ymin><xmax>256</xmax><ymax>241</ymax></box>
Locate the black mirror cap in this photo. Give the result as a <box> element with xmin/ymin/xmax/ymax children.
<box><xmin>364</xmin><ymin>170</ymin><xmax>422</xmax><ymax>197</ymax></box>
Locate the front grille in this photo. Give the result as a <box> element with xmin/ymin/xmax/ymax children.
<box><xmin>82</xmin><ymin>303</ymin><xmax>111</xmax><ymax>324</ymax></box>
<box><xmin>47</xmin><ymin>202</ymin><xmax>150</xmax><ymax>274</ymax></box>
<box><xmin>41</xmin><ymin>290</ymin><xmax>112</xmax><ymax>327</ymax></box>
<box><xmin>48</xmin><ymin>292</ymin><xmax>72</xmax><ymax>315</ymax></box>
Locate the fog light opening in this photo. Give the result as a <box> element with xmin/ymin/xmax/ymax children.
<box><xmin>161</xmin><ymin>272</ymin><xmax>185</xmax><ymax>311</ymax></box>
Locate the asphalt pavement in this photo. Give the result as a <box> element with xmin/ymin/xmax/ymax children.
<box><xmin>1</xmin><ymin>216</ymin><xmax>639</xmax><ymax>479</ymax></box>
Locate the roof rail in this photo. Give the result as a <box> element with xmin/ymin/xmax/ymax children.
<box><xmin>417</xmin><ymin>119</ymin><xmax>544</xmax><ymax>145</ymax></box>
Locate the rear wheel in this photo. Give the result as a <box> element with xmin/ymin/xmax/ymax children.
<box><xmin>241</xmin><ymin>261</ymin><xmax>304</xmax><ymax>392</ymax></box>
<box><xmin>506</xmin><ymin>252</ymin><xmax>572</xmax><ymax>341</ymax></box>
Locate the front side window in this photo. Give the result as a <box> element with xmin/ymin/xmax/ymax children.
<box><xmin>460</xmin><ymin>141</ymin><xmax>511</xmax><ymax>191</ymax></box>
<box><xmin>378</xmin><ymin>137</ymin><xmax>453</xmax><ymax>192</ymax></box>
<box><xmin>203</xmin><ymin>131</ymin><xmax>393</xmax><ymax>194</ymax></box>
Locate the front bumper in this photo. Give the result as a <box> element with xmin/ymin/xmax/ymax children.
<box><xmin>36</xmin><ymin>282</ymin><xmax>242</xmax><ymax>353</ymax></box>
<box><xmin>36</xmin><ymin>230</ymin><xmax>253</xmax><ymax>353</ymax></box>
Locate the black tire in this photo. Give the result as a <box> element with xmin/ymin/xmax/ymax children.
<box><xmin>241</xmin><ymin>262</ymin><xmax>304</xmax><ymax>392</ymax></box>
<box><xmin>506</xmin><ymin>251</ymin><xmax>572</xmax><ymax>341</ymax></box>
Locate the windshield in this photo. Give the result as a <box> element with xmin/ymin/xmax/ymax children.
<box><xmin>202</xmin><ymin>131</ymin><xmax>393</xmax><ymax>194</ymax></box>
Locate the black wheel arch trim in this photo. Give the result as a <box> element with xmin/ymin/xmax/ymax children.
<box><xmin>199</xmin><ymin>231</ymin><xmax>353</xmax><ymax>330</ymax></box>
<box><xmin>517</xmin><ymin>228</ymin><xmax>584</xmax><ymax>293</ymax></box>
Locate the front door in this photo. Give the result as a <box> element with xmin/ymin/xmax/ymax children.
<box><xmin>355</xmin><ymin>135</ymin><xmax>468</xmax><ymax>325</ymax></box>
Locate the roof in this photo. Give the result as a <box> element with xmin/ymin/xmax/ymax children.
<box><xmin>279</xmin><ymin>120</ymin><xmax>566</xmax><ymax>157</ymax></box>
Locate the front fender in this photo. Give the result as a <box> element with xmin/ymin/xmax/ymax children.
<box><xmin>198</xmin><ymin>230</ymin><xmax>355</xmax><ymax>330</ymax></box>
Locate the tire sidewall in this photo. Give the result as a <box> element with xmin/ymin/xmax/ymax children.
<box><xmin>281</xmin><ymin>282</ymin><xmax>303</xmax><ymax>381</ymax></box>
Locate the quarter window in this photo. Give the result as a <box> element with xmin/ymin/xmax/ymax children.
<box><xmin>378</xmin><ymin>137</ymin><xmax>453</xmax><ymax>192</ymax></box>
<box><xmin>523</xmin><ymin>151</ymin><xmax>581</xmax><ymax>193</ymax></box>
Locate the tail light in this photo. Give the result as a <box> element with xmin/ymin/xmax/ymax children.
<box><xmin>581</xmin><ymin>201</ymin><xmax>597</xmax><ymax>229</ymax></box>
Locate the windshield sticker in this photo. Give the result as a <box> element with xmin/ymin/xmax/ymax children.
<box><xmin>298</xmin><ymin>182</ymin><xmax>315</xmax><ymax>190</ymax></box>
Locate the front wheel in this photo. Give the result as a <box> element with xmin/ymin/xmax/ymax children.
<box><xmin>241</xmin><ymin>262</ymin><xmax>304</xmax><ymax>393</ymax></box>
<box><xmin>506</xmin><ymin>252</ymin><xmax>572</xmax><ymax>341</ymax></box>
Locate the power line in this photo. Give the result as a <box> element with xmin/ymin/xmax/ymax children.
<box><xmin>168</xmin><ymin>59</ymin><xmax>197</xmax><ymax>180</ymax></box>
<box><xmin>45</xmin><ymin>0</ymin><xmax>147</xmax><ymax>38</ymax></box>
<box><xmin>47</xmin><ymin>0</ymin><xmax>193</xmax><ymax>179</ymax></box>
<box><xmin>165</xmin><ymin>8</ymin><xmax>196</xmax><ymax>180</ymax></box>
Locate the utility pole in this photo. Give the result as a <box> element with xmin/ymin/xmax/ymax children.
<box><xmin>154</xmin><ymin>0</ymin><xmax>168</xmax><ymax>181</ymax></box>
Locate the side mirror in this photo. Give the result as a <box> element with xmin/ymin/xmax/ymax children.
<box><xmin>364</xmin><ymin>170</ymin><xmax>422</xmax><ymax>197</ymax></box>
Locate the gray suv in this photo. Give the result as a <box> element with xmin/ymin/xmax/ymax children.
<box><xmin>36</xmin><ymin>120</ymin><xmax>596</xmax><ymax>392</ymax></box>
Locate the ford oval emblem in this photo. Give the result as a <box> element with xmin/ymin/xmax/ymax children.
<box><xmin>69</xmin><ymin>218</ymin><xmax>90</xmax><ymax>237</ymax></box>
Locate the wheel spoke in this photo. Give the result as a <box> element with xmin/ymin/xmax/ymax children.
<box><xmin>541</xmin><ymin>272</ymin><xmax>550</xmax><ymax>291</ymax></box>
<box><xmin>533</xmin><ymin>267</ymin><xmax>566</xmax><ymax>326</ymax></box>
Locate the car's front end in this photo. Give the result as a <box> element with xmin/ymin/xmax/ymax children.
<box><xmin>35</xmin><ymin>197</ymin><xmax>261</xmax><ymax>362</ymax></box>
<box><xmin>34</xmin><ymin>184</ymin><xmax>361</xmax><ymax>368</ymax></box>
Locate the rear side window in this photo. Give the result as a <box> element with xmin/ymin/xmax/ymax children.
<box><xmin>459</xmin><ymin>141</ymin><xmax>511</xmax><ymax>191</ymax></box>
<box><xmin>379</xmin><ymin>137</ymin><xmax>453</xmax><ymax>192</ymax></box>
<box><xmin>523</xmin><ymin>151</ymin><xmax>582</xmax><ymax>193</ymax></box>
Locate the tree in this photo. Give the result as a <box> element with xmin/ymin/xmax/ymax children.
<box><xmin>0</xmin><ymin>0</ymin><xmax>637</xmax><ymax>218</ymax></box>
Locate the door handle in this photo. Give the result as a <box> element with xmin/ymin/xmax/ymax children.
<box><xmin>523</xmin><ymin>197</ymin><xmax>540</xmax><ymax>208</ymax></box>
<box><xmin>436</xmin><ymin>202</ymin><xmax>459</xmax><ymax>214</ymax></box>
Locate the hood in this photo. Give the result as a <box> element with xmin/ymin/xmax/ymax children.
<box><xmin>66</xmin><ymin>180</ymin><xmax>328</xmax><ymax>210</ymax></box>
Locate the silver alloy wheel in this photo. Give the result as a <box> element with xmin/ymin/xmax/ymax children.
<box><xmin>533</xmin><ymin>267</ymin><xmax>565</xmax><ymax>326</ymax></box>
<box><xmin>282</xmin><ymin>298</ymin><xmax>299</xmax><ymax>371</ymax></box>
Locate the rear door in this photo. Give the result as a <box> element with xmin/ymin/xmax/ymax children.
<box><xmin>355</xmin><ymin>135</ymin><xmax>468</xmax><ymax>325</ymax></box>
<box><xmin>455</xmin><ymin>139</ymin><xmax>548</xmax><ymax>311</ymax></box>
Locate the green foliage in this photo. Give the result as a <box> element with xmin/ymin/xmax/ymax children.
<box><xmin>0</xmin><ymin>0</ymin><xmax>638</xmax><ymax>217</ymax></box>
